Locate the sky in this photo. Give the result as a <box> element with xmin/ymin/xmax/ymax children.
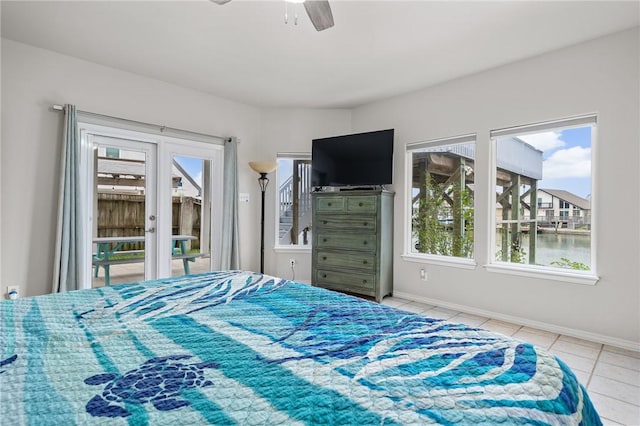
<box><xmin>175</xmin><ymin>156</ymin><xmax>203</xmax><ymax>186</ymax></box>
<box><xmin>278</xmin><ymin>158</ymin><xmax>293</xmax><ymax>182</ymax></box>
<box><xmin>518</xmin><ymin>126</ymin><xmax>592</xmax><ymax>199</ymax></box>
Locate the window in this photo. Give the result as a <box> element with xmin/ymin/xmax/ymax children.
<box><xmin>406</xmin><ymin>135</ymin><xmax>476</xmax><ymax>261</ymax></box>
<box><xmin>275</xmin><ymin>153</ymin><xmax>312</xmax><ymax>248</ymax></box>
<box><xmin>105</xmin><ymin>147</ymin><xmax>120</xmax><ymax>158</ymax></box>
<box><xmin>491</xmin><ymin>115</ymin><xmax>595</xmax><ymax>275</ymax></box>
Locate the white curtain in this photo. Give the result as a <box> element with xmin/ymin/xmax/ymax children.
<box><xmin>52</xmin><ymin>104</ymin><xmax>84</xmax><ymax>292</ymax></box>
<box><xmin>220</xmin><ymin>137</ymin><xmax>240</xmax><ymax>269</ymax></box>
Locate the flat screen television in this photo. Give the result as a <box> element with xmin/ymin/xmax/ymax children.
<box><xmin>311</xmin><ymin>129</ymin><xmax>394</xmax><ymax>188</ymax></box>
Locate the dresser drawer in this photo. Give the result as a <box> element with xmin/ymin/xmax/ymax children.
<box><xmin>316</xmin><ymin>250</ymin><xmax>376</xmax><ymax>272</ymax></box>
<box><xmin>315</xmin><ymin>269</ymin><xmax>376</xmax><ymax>291</ymax></box>
<box><xmin>315</xmin><ymin>215</ymin><xmax>376</xmax><ymax>232</ymax></box>
<box><xmin>315</xmin><ymin>196</ymin><xmax>345</xmax><ymax>213</ymax></box>
<box><xmin>347</xmin><ymin>196</ymin><xmax>377</xmax><ymax>213</ymax></box>
<box><xmin>316</xmin><ymin>233</ymin><xmax>376</xmax><ymax>251</ymax></box>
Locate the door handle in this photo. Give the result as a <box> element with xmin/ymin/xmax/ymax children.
<box><xmin>146</xmin><ymin>227</ymin><xmax>155</xmax><ymax>233</ymax></box>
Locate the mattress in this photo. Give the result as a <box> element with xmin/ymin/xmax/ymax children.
<box><xmin>1</xmin><ymin>270</ymin><xmax>601</xmax><ymax>425</ymax></box>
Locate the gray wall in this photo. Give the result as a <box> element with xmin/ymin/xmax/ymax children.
<box><xmin>351</xmin><ymin>28</ymin><xmax>640</xmax><ymax>345</ymax></box>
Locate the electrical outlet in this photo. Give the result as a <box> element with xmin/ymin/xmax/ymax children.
<box><xmin>7</xmin><ymin>286</ymin><xmax>19</xmax><ymax>300</ymax></box>
<box><xmin>419</xmin><ymin>269</ymin><xmax>428</xmax><ymax>281</ymax></box>
<box><xmin>289</xmin><ymin>259</ymin><xmax>296</xmax><ymax>267</ymax></box>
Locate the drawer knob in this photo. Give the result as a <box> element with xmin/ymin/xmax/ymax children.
<box><xmin>322</xmin><ymin>274</ymin><xmax>327</xmax><ymax>278</ymax></box>
<box><xmin>363</xmin><ymin>222</ymin><xmax>368</xmax><ymax>226</ymax></box>
<box><xmin>363</xmin><ymin>279</ymin><xmax>368</xmax><ymax>284</ymax></box>
<box><xmin>323</xmin><ymin>238</ymin><xmax>328</xmax><ymax>242</ymax></box>
<box><xmin>323</xmin><ymin>220</ymin><xmax>327</xmax><ymax>225</ymax></box>
<box><xmin>359</xmin><ymin>202</ymin><xmax>363</xmax><ymax>207</ymax></box>
<box><xmin>363</xmin><ymin>260</ymin><xmax>368</xmax><ymax>264</ymax></box>
<box><xmin>322</xmin><ymin>256</ymin><xmax>327</xmax><ymax>260</ymax></box>
<box><xmin>328</xmin><ymin>202</ymin><xmax>332</xmax><ymax>206</ymax></box>
<box><xmin>363</xmin><ymin>241</ymin><xmax>367</xmax><ymax>245</ymax></box>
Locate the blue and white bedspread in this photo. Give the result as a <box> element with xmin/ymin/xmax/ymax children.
<box><xmin>1</xmin><ymin>271</ymin><xmax>601</xmax><ymax>425</ymax></box>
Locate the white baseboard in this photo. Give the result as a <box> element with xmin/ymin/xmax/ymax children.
<box><xmin>392</xmin><ymin>290</ymin><xmax>640</xmax><ymax>352</ymax></box>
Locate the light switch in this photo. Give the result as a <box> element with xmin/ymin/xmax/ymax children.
<box><xmin>239</xmin><ymin>193</ymin><xmax>250</xmax><ymax>203</ymax></box>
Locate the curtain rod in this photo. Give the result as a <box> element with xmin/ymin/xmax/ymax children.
<box><xmin>52</xmin><ymin>104</ymin><xmax>231</xmax><ymax>143</ymax></box>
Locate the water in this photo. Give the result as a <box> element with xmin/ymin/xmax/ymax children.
<box><xmin>498</xmin><ymin>231</ymin><xmax>591</xmax><ymax>268</ymax></box>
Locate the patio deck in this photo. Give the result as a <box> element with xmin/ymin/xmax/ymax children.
<box><xmin>92</xmin><ymin>256</ymin><xmax>212</xmax><ymax>288</ymax></box>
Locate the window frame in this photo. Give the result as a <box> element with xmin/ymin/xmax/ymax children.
<box><xmin>486</xmin><ymin>114</ymin><xmax>599</xmax><ymax>285</ymax></box>
<box><xmin>273</xmin><ymin>152</ymin><xmax>313</xmax><ymax>252</ymax></box>
<box><xmin>402</xmin><ymin>134</ymin><xmax>478</xmax><ymax>269</ymax></box>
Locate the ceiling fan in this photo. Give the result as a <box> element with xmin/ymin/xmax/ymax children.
<box><xmin>210</xmin><ymin>0</ymin><xmax>334</xmax><ymax>32</ymax></box>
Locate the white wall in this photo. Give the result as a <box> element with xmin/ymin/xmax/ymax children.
<box><xmin>0</xmin><ymin>10</ymin><xmax>3</xmax><ymax>297</ymax></box>
<box><xmin>352</xmin><ymin>28</ymin><xmax>640</xmax><ymax>345</ymax></box>
<box><xmin>1</xmin><ymin>39</ymin><xmax>264</xmax><ymax>297</ymax></box>
<box><xmin>0</xmin><ymin>39</ymin><xmax>352</xmax><ymax>297</ymax></box>
<box><xmin>2</xmin><ymin>28</ymin><xmax>638</xmax><ymax>346</ymax></box>
<box><xmin>259</xmin><ymin>108</ymin><xmax>352</xmax><ymax>282</ymax></box>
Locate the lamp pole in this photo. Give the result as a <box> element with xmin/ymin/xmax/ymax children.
<box><xmin>249</xmin><ymin>161</ymin><xmax>277</xmax><ymax>275</ymax></box>
<box><xmin>257</xmin><ymin>172</ymin><xmax>269</xmax><ymax>274</ymax></box>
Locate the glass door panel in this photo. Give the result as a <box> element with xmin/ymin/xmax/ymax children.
<box><xmin>170</xmin><ymin>155</ymin><xmax>213</xmax><ymax>277</ymax></box>
<box><xmin>89</xmin><ymin>135</ymin><xmax>157</xmax><ymax>287</ymax></box>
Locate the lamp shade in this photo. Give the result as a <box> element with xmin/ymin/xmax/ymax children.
<box><xmin>249</xmin><ymin>161</ymin><xmax>277</xmax><ymax>174</ymax></box>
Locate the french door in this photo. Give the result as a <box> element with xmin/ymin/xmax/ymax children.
<box><xmin>88</xmin><ymin>135</ymin><xmax>158</xmax><ymax>287</ymax></box>
<box><xmin>81</xmin><ymin>126</ymin><xmax>223</xmax><ymax>288</ymax></box>
<box><xmin>158</xmin><ymin>142</ymin><xmax>223</xmax><ymax>279</ymax></box>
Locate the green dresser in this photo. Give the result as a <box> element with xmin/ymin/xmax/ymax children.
<box><xmin>312</xmin><ymin>190</ymin><xmax>394</xmax><ymax>302</ymax></box>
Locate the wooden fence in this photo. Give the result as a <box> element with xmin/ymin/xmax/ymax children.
<box><xmin>96</xmin><ymin>193</ymin><xmax>201</xmax><ymax>251</ymax></box>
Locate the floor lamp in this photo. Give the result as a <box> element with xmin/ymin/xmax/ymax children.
<box><xmin>249</xmin><ymin>161</ymin><xmax>277</xmax><ymax>274</ymax></box>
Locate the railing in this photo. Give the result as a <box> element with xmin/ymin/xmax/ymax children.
<box><xmin>517</xmin><ymin>214</ymin><xmax>591</xmax><ymax>230</ymax></box>
<box><xmin>278</xmin><ymin>160</ymin><xmax>312</xmax><ymax>244</ymax></box>
<box><xmin>279</xmin><ymin>175</ymin><xmax>295</xmax><ymax>220</ymax></box>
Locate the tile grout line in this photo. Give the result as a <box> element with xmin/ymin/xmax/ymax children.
<box><xmin>549</xmin><ymin>333</ymin><xmax>562</xmax><ymax>350</ymax></box>
<box><xmin>588</xmin><ymin>389</ymin><xmax>640</xmax><ymax>410</ymax></box>
<box><xmin>585</xmin><ymin>344</ymin><xmax>604</xmax><ymax>388</ymax></box>
<box><xmin>588</xmin><ymin>362</ymin><xmax>640</xmax><ymax>392</ymax></box>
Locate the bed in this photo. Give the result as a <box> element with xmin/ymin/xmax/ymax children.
<box><xmin>1</xmin><ymin>270</ymin><xmax>601</xmax><ymax>425</ymax></box>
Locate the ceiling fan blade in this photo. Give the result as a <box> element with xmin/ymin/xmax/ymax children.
<box><xmin>209</xmin><ymin>0</ymin><xmax>232</xmax><ymax>5</ymax></box>
<box><xmin>303</xmin><ymin>0</ymin><xmax>334</xmax><ymax>31</ymax></box>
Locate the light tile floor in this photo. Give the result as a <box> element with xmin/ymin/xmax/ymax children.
<box><xmin>382</xmin><ymin>296</ymin><xmax>640</xmax><ymax>426</ymax></box>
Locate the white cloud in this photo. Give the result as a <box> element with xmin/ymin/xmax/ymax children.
<box><xmin>518</xmin><ymin>131</ymin><xmax>565</xmax><ymax>152</ymax></box>
<box><xmin>543</xmin><ymin>146</ymin><xmax>591</xmax><ymax>179</ymax></box>
<box><xmin>194</xmin><ymin>171</ymin><xmax>202</xmax><ymax>186</ymax></box>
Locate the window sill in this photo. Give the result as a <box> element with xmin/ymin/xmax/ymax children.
<box><xmin>485</xmin><ymin>263</ymin><xmax>599</xmax><ymax>285</ymax></box>
<box><xmin>273</xmin><ymin>246</ymin><xmax>312</xmax><ymax>254</ymax></box>
<box><xmin>401</xmin><ymin>253</ymin><xmax>477</xmax><ymax>270</ymax></box>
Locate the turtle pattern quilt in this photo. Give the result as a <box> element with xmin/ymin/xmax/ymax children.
<box><xmin>1</xmin><ymin>270</ymin><xmax>601</xmax><ymax>425</ymax></box>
